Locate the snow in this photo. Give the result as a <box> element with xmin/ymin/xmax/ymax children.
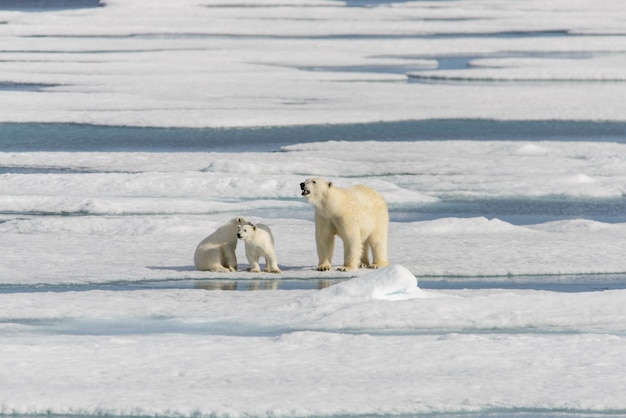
<box><xmin>1</xmin><ymin>274</ymin><xmax>626</xmax><ymax>416</ymax></box>
<box><xmin>3</xmin><ymin>145</ymin><xmax>626</xmax><ymax>418</ymax></box>
<box><xmin>2</xmin><ymin>0</ymin><xmax>626</xmax><ymax>417</ymax></box>
<box><xmin>306</xmin><ymin>264</ymin><xmax>432</xmax><ymax>302</ymax></box>
<box><xmin>2</xmin><ymin>142</ymin><xmax>626</xmax><ymax>283</ymax></box>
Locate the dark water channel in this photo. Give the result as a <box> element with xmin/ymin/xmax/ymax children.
<box><xmin>2</xmin><ymin>273</ymin><xmax>626</xmax><ymax>295</ymax></box>
<box><xmin>1</xmin><ymin>119</ymin><xmax>625</xmax><ymax>152</ymax></box>
<box><xmin>0</xmin><ymin>0</ymin><xmax>101</xmax><ymax>10</ymax></box>
<box><xmin>390</xmin><ymin>197</ymin><xmax>626</xmax><ymax>224</ymax></box>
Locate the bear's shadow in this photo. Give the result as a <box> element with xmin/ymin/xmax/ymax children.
<box><xmin>147</xmin><ymin>265</ymin><xmax>321</xmax><ymax>273</ymax></box>
<box><xmin>147</xmin><ymin>265</ymin><xmax>197</xmax><ymax>272</ymax></box>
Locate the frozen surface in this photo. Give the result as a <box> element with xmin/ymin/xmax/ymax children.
<box><xmin>1</xmin><ymin>268</ymin><xmax>626</xmax><ymax>417</ymax></box>
<box><xmin>2</xmin><ymin>141</ymin><xmax>626</xmax><ymax>283</ymax></box>
<box><xmin>2</xmin><ymin>140</ymin><xmax>626</xmax><ymax>417</ymax></box>
<box><xmin>2</xmin><ymin>0</ymin><xmax>626</xmax><ymax>417</ymax></box>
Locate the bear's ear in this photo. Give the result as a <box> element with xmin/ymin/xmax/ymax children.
<box><xmin>253</xmin><ymin>225</ymin><xmax>257</xmax><ymax>231</ymax></box>
<box><xmin>328</xmin><ymin>181</ymin><xmax>333</xmax><ymax>188</ymax></box>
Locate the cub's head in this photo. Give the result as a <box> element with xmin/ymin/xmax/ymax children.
<box><xmin>237</xmin><ymin>224</ymin><xmax>256</xmax><ymax>240</ymax></box>
<box><xmin>231</xmin><ymin>216</ymin><xmax>251</xmax><ymax>226</ymax></box>
<box><xmin>300</xmin><ymin>178</ymin><xmax>332</xmax><ymax>201</ymax></box>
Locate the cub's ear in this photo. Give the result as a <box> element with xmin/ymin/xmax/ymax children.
<box><xmin>253</xmin><ymin>225</ymin><xmax>257</xmax><ymax>231</ymax></box>
<box><xmin>328</xmin><ymin>181</ymin><xmax>333</xmax><ymax>188</ymax></box>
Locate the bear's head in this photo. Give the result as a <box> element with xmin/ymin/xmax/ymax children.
<box><xmin>231</xmin><ymin>216</ymin><xmax>251</xmax><ymax>226</ymax></box>
<box><xmin>300</xmin><ymin>178</ymin><xmax>331</xmax><ymax>201</ymax></box>
<box><xmin>237</xmin><ymin>224</ymin><xmax>256</xmax><ymax>240</ymax></box>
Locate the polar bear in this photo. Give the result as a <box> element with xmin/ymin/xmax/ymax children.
<box><xmin>237</xmin><ymin>223</ymin><xmax>281</xmax><ymax>273</ymax></box>
<box><xmin>194</xmin><ymin>216</ymin><xmax>250</xmax><ymax>272</ymax></box>
<box><xmin>300</xmin><ymin>177</ymin><xmax>389</xmax><ymax>272</ymax></box>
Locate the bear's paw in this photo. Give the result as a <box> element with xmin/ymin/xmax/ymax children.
<box><xmin>316</xmin><ymin>262</ymin><xmax>333</xmax><ymax>271</ymax></box>
<box><xmin>368</xmin><ymin>261</ymin><xmax>389</xmax><ymax>269</ymax></box>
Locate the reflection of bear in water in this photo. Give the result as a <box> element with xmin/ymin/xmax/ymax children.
<box><xmin>237</xmin><ymin>223</ymin><xmax>281</xmax><ymax>273</ymax></box>
<box><xmin>194</xmin><ymin>216</ymin><xmax>250</xmax><ymax>272</ymax></box>
<box><xmin>300</xmin><ymin>178</ymin><xmax>389</xmax><ymax>272</ymax></box>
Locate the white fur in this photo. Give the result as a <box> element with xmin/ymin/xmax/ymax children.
<box><xmin>300</xmin><ymin>178</ymin><xmax>389</xmax><ymax>271</ymax></box>
<box><xmin>194</xmin><ymin>216</ymin><xmax>250</xmax><ymax>272</ymax></box>
<box><xmin>237</xmin><ymin>223</ymin><xmax>281</xmax><ymax>273</ymax></box>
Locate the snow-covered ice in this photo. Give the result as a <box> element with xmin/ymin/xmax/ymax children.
<box><xmin>1</xmin><ymin>268</ymin><xmax>625</xmax><ymax>416</ymax></box>
<box><xmin>2</xmin><ymin>141</ymin><xmax>626</xmax><ymax>283</ymax></box>
<box><xmin>1</xmin><ymin>0</ymin><xmax>626</xmax><ymax>417</ymax></box>
<box><xmin>1</xmin><ymin>0</ymin><xmax>625</xmax><ymax>126</ymax></box>
<box><xmin>2</xmin><ymin>142</ymin><xmax>626</xmax><ymax>417</ymax></box>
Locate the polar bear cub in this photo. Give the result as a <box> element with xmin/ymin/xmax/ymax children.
<box><xmin>237</xmin><ymin>223</ymin><xmax>281</xmax><ymax>273</ymax></box>
<box><xmin>194</xmin><ymin>216</ymin><xmax>250</xmax><ymax>272</ymax></box>
<box><xmin>300</xmin><ymin>177</ymin><xmax>389</xmax><ymax>272</ymax></box>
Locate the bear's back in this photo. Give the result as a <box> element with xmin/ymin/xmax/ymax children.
<box><xmin>255</xmin><ymin>223</ymin><xmax>275</xmax><ymax>245</ymax></box>
<box><xmin>347</xmin><ymin>184</ymin><xmax>386</xmax><ymax>207</ymax></box>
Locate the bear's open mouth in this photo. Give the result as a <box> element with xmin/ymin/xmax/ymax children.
<box><xmin>300</xmin><ymin>182</ymin><xmax>310</xmax><ymax>196</ymax></box>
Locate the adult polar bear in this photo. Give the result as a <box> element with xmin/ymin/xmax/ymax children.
<box><xmin>300</xmin><ymin>178</ymin><xmax>389</xmax><ymax>272</ymax></box>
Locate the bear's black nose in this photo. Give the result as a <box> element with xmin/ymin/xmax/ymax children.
<box><xmin>300</xmin><ymin>182</ymin><xmax>305</xmax><ymax>190</ymax></box>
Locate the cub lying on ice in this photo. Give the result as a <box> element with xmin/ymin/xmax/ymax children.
<box><xmin>237</xmin><ymin>223</ymin><xmax>281</xmax><ymax>273</ymax></box>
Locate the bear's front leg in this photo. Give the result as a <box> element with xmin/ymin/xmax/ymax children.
<box><xmin>247</xmin><ymin>261</ymin><xmax>261</xmax><ymax>273</ymax></box>
<box><xmin>245</xmin><ymin>248</ymin><xmax>261</xmax><ymax>273</ymax></box>
<box><xmin>337</xmin><ymin>224</ymin><xmax>361</xmax><ymax>271</ymax></box>
<box><xmin>317</xmin><ymin>262</ymin><xmax>333</xmax><ymax>271</ymax></box>
<box><xmin>315</xmin><ymin>214</ymin><xmax>335</xmax><ymax>271</ymax></box>
<box><xmin>338</xmin><ymin>239</ymin><xmax>361</xmax><ymax>271</ymax></box>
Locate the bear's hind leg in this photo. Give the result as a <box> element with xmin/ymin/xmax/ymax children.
<box><xmin>368</xmin><ymin>233</ymin><xmax>389</xmax><ymax>269</ymax></box>
<box><xmin>221</xmin><ymin>245</ymin><xmax>238</xmax><ymax>272</ymax></box>
<box><xmin>263</xmin><ymin>254</ymin><xmax>281</xmax><ymax>274</ymax></box>
<box><xmin>205</xmin><ymin>251</ymin><xmax>233</xmax><ymax>272</ymax></box>
<box><xmin>211</xmin><ymin>264</ymin><xmax>233</xmax><ymax>273</ymax></box>
<box><xmin>196</xmin><ymin>247</ymin><xmax>231</xmax><ymax>272</ymax></box>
